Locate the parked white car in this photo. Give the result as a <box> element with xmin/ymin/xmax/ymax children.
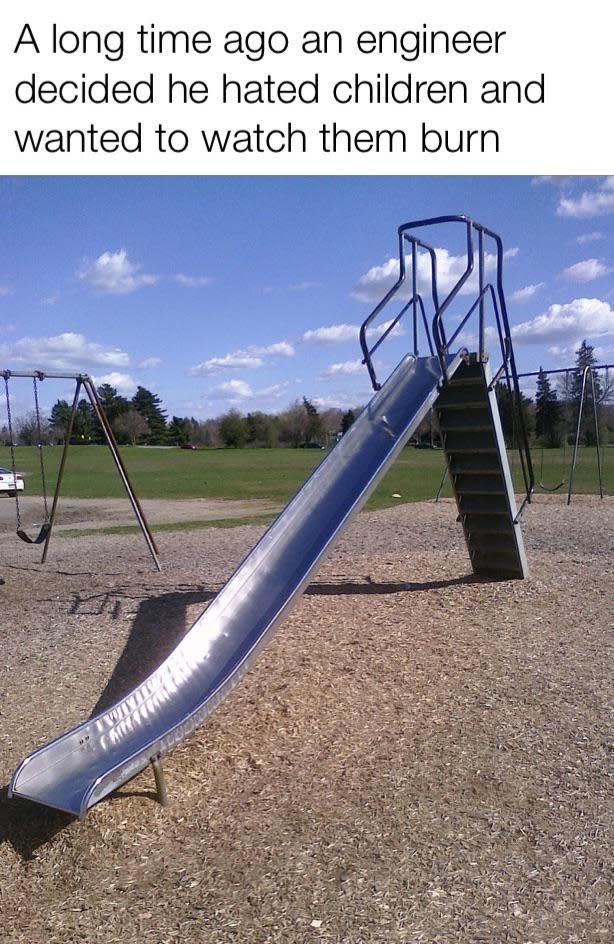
<box><xmin>0</xmin><ymin>467</ymin><xmax>25</xmax><ymax>496</ymax></box>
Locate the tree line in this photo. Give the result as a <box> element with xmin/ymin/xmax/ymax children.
<box><xmin>1</xmin><ymin>341</ymin><xmax>612</xmax><ymax>450</ymax></box>
<box><xmin>497</xmin><ymin>340</ymin><xmax>614</xmax><ymax>448</ymax></box>
<box><xmin>0</xmin><ymin>382</ymin><xmax>359</xmax><ymax>449</ymax></box>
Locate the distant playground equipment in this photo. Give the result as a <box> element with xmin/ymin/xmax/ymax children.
<box><xmin>517</xmin><ymin>364</ymin><xmax>611</xmax><ymax>505</ymax></box>
<box><xmin>1</xmin><ymin>370</ymin><xmax>160</xmax><ymax>570</ymax></box>
<box><xmin>10</xmin><ymin>215</ymin><xmax>535</xmax><ymax>819</ymax></box>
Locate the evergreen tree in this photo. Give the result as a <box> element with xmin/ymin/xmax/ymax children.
<box><xmin>167</xmin><ymin>416</ymin><xmax>194</xmax><ymax>446</ymax></box>
<box><xmin>49</xmin><ymin>399</ymin><xmax>74</xmax><ymax>443</ymax></box>
<box><xmin>534</xmin><ymin>367</ymin><xmax>562</xmax><ymax>446</ymax></box>
<box><xmin>132</xmin><ymin>386</ymin><xmax>168</xmax><ymax>444</ymax></box>
<box><xmin>495</xmin><ymin>383</ymin><xmax>534</xmax><ymax>446</ymax></box>
<box><xmin>74</xmin><ymin>399</ymin><xmax>97</xmax><ymax>443</ymax></box>
<box><xmin>341</xmin><ymin>409</ymin><xmax>356</xmax><ymax>434</ymax></box>
<box><xmin>570</xmin><ymin>340</ymin><xmax>602</xmax><ymax>446</ymax></box>
<box><xmin>48</xmin><ymin>398</ymin><xmax>96</xmax><ymax>443</ymax></box>
<box><xmin>302</xmin><ymin>397</ymin><xmax>324</xmax><ymax>445</ymax></box>
<box><xmin>97</xmin><ymin>383</ymin><xmax>131</xmax><ymax>423</ymax></box>
<box><xmin>94</xmin><ymin>384</ymin><xmax>131</xmax><ymax>444</ymax></box>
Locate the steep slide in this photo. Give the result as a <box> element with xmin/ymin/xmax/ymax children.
<box><xmin>10</xmin><ymin>353</ymin><xmax>461</xmax><ymax>817</ymax></box>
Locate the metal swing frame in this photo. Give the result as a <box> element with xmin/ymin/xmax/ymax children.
<box><xmin>1</xmin><ymin>370</ymin><xmax>161</xmax><ymax>570</ymax></box>
<box><xmin>518</xmin><ymin>363</ymin><xmax>612</xmax><ymax>504</ymax></box>
<box><xmin>3</xmin><ymin>371</ymin><xmax>52</xmax><ymax>544</ymax></box>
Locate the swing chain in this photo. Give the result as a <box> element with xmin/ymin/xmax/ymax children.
<box><xmin>32</xmin><ymin>372</ymin><xmax>50</xmax><ymax>521</ymax></box>
<box><xmin>2</xmin><ymin>370</ymin><xmax>23</xmax><ymax>531</ymax></box>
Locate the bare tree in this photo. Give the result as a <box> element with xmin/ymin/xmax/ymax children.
<box><xmin>16</xmin><ymin>410</ymin><xmax>52</xmax><ymax>446</ymax></box>
<box><xmin>113</xmin><ymin>410</ymin><xmax>150</xmax><ymax>446</ymax></box>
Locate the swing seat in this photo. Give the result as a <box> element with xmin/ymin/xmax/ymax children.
<box><xmin>17</xmin><ymin>523</ymin><xmax>52</xmax><ymax>546</ymax></box>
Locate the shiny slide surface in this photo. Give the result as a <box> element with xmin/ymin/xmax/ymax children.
<box><xmin>10</xmin><ymin>353</ymin><xmax>460</xmax><ymax>817</ymax></box>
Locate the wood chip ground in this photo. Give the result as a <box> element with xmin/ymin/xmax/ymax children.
<box><xmin>0</xmin><ymin>496</ymin><xmax>612</xmax><ymax>943</ymax></box>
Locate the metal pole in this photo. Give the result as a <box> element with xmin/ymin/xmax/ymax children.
<box><xmin>590</xmin><ymin>371</ymin><xmax>604</xmax><ymax>500</ymax></box>
<box><xmin>478</xmin><ymin>227</ymin><xmax>485</xmax><ymax>357</ymax></box>
<box><xmin>435</xmin><ymin>465</ymin><xmax>448</xmax><ymax>502</ymax></box>
<box><xmin>411</xmin><ymin>240</ymin><xmax>418</xmax><ymax>356</ymax></box>
<box><xmin>82</xmin><ymin>378</ymin><xmax>161</xmax><ymax>571</ymax></box>
<box><xmin>41</xmin><ymin>378</ymin><xmax>82</xmax><ymax>564</ymax></box>
<box><xmin>152</xmin><ymin>756</ymin><xmax>169</xmax><ymax>807</ymax></box>
<box><xmin>567</xmin><ymin>366</ymin><xmax>589</xmax><ymax>505</ymax></box>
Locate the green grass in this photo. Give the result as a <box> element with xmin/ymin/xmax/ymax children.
<box><xmin>1</xmin><ymin>444</ymin><xmax>612</xmax><ymax>512</ymax></box>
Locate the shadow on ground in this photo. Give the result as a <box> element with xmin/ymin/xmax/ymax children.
<box><xmin>2</xmin><ymin>573</ymin><xmax>479</xmax><ymax>859</ymax></box>
<box><xmin>91</xmin><ymin>574</ymin><xmax>479</xmax><ymax>714</ymax></box>
<box><xmin>0</xmin><ymin>786</ymin><xmax>74</xmax><ymax>860</ymax></box>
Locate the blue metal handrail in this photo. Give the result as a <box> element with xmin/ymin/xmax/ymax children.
<box><xmin>359</xmin><ymin>214</ymin><xmax>534</xmax><ymax>504</ymax></box>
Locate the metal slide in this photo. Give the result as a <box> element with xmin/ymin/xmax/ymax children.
<box><xmin>10</xmin><ymin>352</ymin><xmax>462</xmax><ymax>818</ymax></box>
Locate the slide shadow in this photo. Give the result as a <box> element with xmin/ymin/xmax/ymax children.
<box><xmin>2</xmin><ymin>572</ymin><xmax>480</xmax><ymax>858</ymax></box>
<box><xmin>90</xmin><ymin>588</ymin><xmax>218</xmax><ymax>716</ymax></box>
<box><xmin>0</xmin><ymin>785</ymin><xmax>75</xmax><ymax>861</ymax></box>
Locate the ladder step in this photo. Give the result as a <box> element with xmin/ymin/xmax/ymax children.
<box><xmin>471</xmin><ymin>546</ymin><xmax>520</xmax><ymax>562</ymax></box>
<box><xmin>454</xmin><ymin>478</ymin><xmax>506</xmax><ymax>495</ymax></box>
<box><xmin>436</xmin><ymin>396</ymin><xmax>486</xmax><ymax>410</ymax></box>
<box><xmin>458</xmin><ymin>495</ymin><xmax>512</xmax><ymax>515</ymax></box>
<box><xmin>444</xmin><ymin>432</ymin><xmax>497</xmax><ymax>453</ymax></box>
<box><xmin>449</xmin><ymin>455</ymin><xmax>502</xmax><ymax>475</ymax></box>
<box><xmin>462</xmin><ymin>513</ymin><xmax>515</xmax><ymax>535</ymax></box>
<box><xmin>439</xmin><ymin>414</ymin><xmax>492</xmax><ymax>433</ymax></box>
<box><xmin>468</xmin><ymin>534</ymin><xmax>518</xmax><ymax>553</ymax></box>
<box><xmin>473</xmin><ymin>561</ymin><xmax>524</xmax><ymax>580</ymax></box>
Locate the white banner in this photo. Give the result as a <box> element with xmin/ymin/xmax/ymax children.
<box><xmin>1</xmin><ymin>0</ymin><xmax>611</xmax><ymax>174</ymax></box>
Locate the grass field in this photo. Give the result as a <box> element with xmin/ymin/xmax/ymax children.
<box><xmin>1</xmin><ymin>444</ymin><xmax>612</xmax><ymax>510</ymax></box>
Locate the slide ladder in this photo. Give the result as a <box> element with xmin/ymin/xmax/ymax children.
<box><xmin>437</xmin><ymin>355</ymin><xmax>527</xmax><ymax>579</ymax></box>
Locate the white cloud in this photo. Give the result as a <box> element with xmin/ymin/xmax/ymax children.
<box><xmin>78</xmin><ymin>250</ymin><xmax>158</xmax><ymax>294</ymax></box>
<box><xmin>215</xmin><ymin>379</ymin><xmax>253</xmax><ymax>398</ymax></box>
<box><xmin>302</xmin><ymin>319</ymin><xmax>404</xmax><ymax>347</ymax></box>
<box><xmin>576</xmin><ymin>231</ymin><xmax>605</xmax><ymax>244</ymax></box>
<box><xmin>561</xmin><ymin>259</ymin><xmax>613</xmax><ymax>282</ymax></box>
<box><xmin>0</xmin><ymin>286</ymin><xmax>12</xmax><ymax>297</ymax></box>
<box><xmin>352</xmin><ymin>246</ymin><xmax>518</xmax><ymax>305</ymax></box>
<box><xmin>547</xmin><ymin>342</ymin><xmax>614</xmax><ymax>364</ymax></box>
<box><xmin>509</xmin><ymin>283</ymin><xmax>545</xmax><ymax>303</ymax></box>
<box><xmin>302</xmin><ymin>323</ymin><xmax>359</xmax><ymax>344</ymax></box>
<box><xmin>174</xmin><ymin>273</ymin><xmax>212</xmax><ymax>288</ymax></box>
<box><xmin>512</xmin><ymin>298</ymin><xmax>614</xmax><ymax>344</ymax></box>
<box><xmin>557</xmin><ymin>178</ymin><xmax>614</xmax><ymax>218</ymax></box>
<box><xmin>189</xmin><ymin>353</ymin><xmax>263</xmax><ymax>375</ymax></box>
<box><xmin>312</xmin><ymin>392</ymin><xmax>369</xmax><ymax>410</ymax></box>
<box><xmin>320</xmin><ymin>360</ymin><xmax>364</xmax><ymax>378</ymax></box>
<box><xmin>0</xmin><ymin>332</ymin><xmax>131</xmax><ymax>370</ymax></box>
<box><xmin>205</xmin><ymin>379</ymin><xmax>291</xmax><ymax>408</ymax></box>
<box><xmin>188</xmin><ymin>339</ymin><xmax>294</xmax><ymax>376</ymax></box>
<box><xmin>253</xmin><ymin>341</ymin><xmax>295</xmax><ymax>357</ymax></box>
<box><xmin>139</xmin><ymin>356</ymin><xmax>162</xmax><ymax>369</ymax></box>
<box><xmin>257</xmin><ymin>383</ymin><xmax>291</xmax><ymax>399</ymax></box>
<box><xmin>91</xmin><ymin>372</ymin><xmax>138</xmax><ymax>396</ymax></box>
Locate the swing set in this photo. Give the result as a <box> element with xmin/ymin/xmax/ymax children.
<box><xmin>1</xmin><ymin>369</ymin><xmax>161</xmax><ymax>570</ymax></box>
<box><xmin>518</xmin><ymin>363</ymin><xmax>611</xmax><ymax>505</ymax></box>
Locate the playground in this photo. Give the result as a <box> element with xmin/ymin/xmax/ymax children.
<box><xmin>1</xmin><ymin>493</ymin><xmax>612</xmax><ymax>942</ymax></box>
<box><xmin>1</xmin><ymin>212</ymin><xmax>612</xmax><ymax>942</ymax></box>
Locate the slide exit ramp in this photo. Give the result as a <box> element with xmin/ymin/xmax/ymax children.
<box><xmin>10</xmin><ymin>352</ymin><xmax>463</xmax><ymax>818</ymax></box>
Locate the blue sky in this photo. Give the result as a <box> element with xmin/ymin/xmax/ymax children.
<box><xmin>1</xmin><ymin>176</ymin><xmax>613</xmax><ymax>422</ymax></box>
